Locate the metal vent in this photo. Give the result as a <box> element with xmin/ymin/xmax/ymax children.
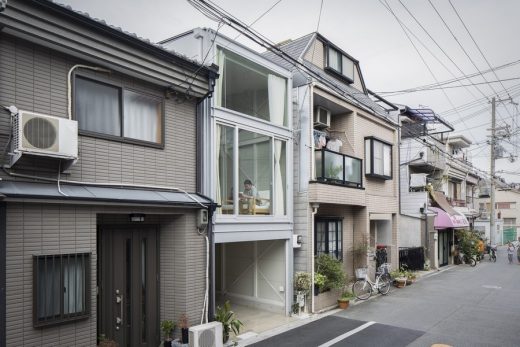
<box><xmin>199</xmin><ymin>329</ymin><xmax>216</xmax><ymax>347</ymax></box>
<box><xmin>22</xmin><ymin>115</ymin><xmax>58</xmax><ymax>151</ymax></box>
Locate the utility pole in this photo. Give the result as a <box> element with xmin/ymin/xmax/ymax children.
<box><xmin>489</xmin><ymin>97</ymin><xmax>515</xmax><ymax>245</ymax></box>
<box><xmin>490</xmin><ymin>97</ymin><xmax>496</xmax><ymax>245</ymax></box>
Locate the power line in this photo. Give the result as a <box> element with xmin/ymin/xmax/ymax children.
<box><xmin>377</xmin><ymin>58</ymin><xmax>520</xmax><ymax>96</ymax></box>
<box><xmin>381</xmin><ymin>0</ymin><xmax>477</xmax><ymax>141</ymax></box>
<box><xmin>448</xmin><ymin>0</ymin><xmax>512</xmax><ymax>100</ymax></box>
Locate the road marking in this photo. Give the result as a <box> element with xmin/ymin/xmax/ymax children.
<box><xmin>317</xmin><ymin>321</ymin><xmax>376</xmax><ymax>347</ymax></box>
<box><xmin>482</xmin><ymin>285</ymin><xmax>502</xmax><ymax>289</ymax></box>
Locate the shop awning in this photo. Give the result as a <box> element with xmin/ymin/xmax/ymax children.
<box><xmin>0</xmin><ymin>181</ymin><xmax>214</xmax><ymax>208</ymax></box>
<box><xmin>429</xmin><ymin>207</ymin><xmax>469</xmax><ymax>229</ymax></box>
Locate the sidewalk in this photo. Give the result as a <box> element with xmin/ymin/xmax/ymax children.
<box><xmin>235</xmin><ymin>266</ymin><xmax>453</xmax><ymax>346</ymax></box>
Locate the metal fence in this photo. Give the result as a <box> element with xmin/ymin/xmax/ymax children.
<box><xmin>399</xmin><ymin>247</ymin><xmax>424</xmax><ymax>271</ymax></box>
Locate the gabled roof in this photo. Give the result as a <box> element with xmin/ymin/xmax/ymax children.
<box><xmin>263</xmin><ymin>33</ymin><xmax>395</xmax><ymax>123</ymax></box>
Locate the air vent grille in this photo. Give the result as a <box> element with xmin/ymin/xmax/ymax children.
<box><xmin>23</xmin><ymin>116</ymin><xmax>57</xmax><ymax>150</ymax></box>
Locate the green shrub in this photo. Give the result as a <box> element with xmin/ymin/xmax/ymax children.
<box><xmin>315</xmin><ymin>254</ymin><xmax>346</xmax><ymax>291</ymax></box>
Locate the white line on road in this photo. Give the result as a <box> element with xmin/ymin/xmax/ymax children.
<box><xmin>317</xmin><ymin>321</ymin><xmax>376</xmax><ymax>347</ymax></box>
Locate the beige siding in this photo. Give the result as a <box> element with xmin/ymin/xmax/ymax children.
<box><xmin>0</xmin><ymin>35</ymin><xmax>197</xmax><ymax>191</ymax></box>
<box><xmin>303</xmin><ymin>39</ymin><xmax>325</xmax><ymax>69</ymax></box>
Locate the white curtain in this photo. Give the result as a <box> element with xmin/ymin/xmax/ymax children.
<box><xmin>124</xmin><ymin>90</ymin><xmax>161</xmax><ymax>143</ymax></box>
<box><xmin>268</xmin><ymin>74</ymin><xmax>286</xmax><ymax>126</ymax></box>
<box><xmin>216</xmin><ymin>49</ymin><xmax>226</xmax><ymax>108</ymax></box>
<box><xmin>63</xmin><ymin>257</ymin><xmax>84</xmax><ymax>314</ymax></box>
<box><xmin>274</xmin><ymin>140</ymin><xmax>285</xmax><ymax>215</ymax></box>
<box><xmin>216</xmin><ymin>125</ymin><xmax>222</xmax><ymax>214</ymax></box>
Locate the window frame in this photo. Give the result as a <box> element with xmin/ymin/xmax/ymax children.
<box><xmin>33</xmin><ymin>253</ymin><xmax>91</xmax><ymax>328</ymax></box>
<box><xmin>365</xmin><ymin>136</ymin><xmax>393</xmax><ymax>180</ymax></box>
<box><xmin>314</xmin><ymin>218</ymin><xmax>343</xmax><ymax>261</ymax></box>
<box><xmin>324</xmin><ymin>44</ymin><xmax>355</xmax><ymax>84</ymax></box>
<box><xmin>215</xmin><ymin>122</ymin><xmax>288</xmax><ymax>217</ymax></box>
<box><xmin>74</xmin><ymin>74</ymin><xmax>165</xmax><ymax>149</ymax></box>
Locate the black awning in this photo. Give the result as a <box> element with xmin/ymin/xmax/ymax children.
<box><xmin>0</xmin><ymin>181</ymin><xmax>213</xmax><ymax>208</ymax></box>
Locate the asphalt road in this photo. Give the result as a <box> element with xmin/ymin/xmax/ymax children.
<box><xmin>249</xmin><ymin>246</ymin><xmax>520</xmax><ymax>347</ymax></box>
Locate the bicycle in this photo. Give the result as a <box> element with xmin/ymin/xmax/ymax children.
<box><xmin>352</xmin><ymin>263</ymin><xmax>392</xmax><ymax>300</ymax></box>
<box><xmin>456</xmin><ymin>252</ymin><xmax>476</xmax><ymax>267</ymax></box>
<box><xmin>489</xmin><ymin>246</ymin><xmax>497</xmax><ymax>262</ymax></box>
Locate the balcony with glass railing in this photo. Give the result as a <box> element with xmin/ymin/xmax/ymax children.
<box><xmin>315</xmin><ymin>149</ymin><xmax>362</xmax><ymax>188</ymax></box>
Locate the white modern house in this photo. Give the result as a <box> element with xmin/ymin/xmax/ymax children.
<box><xmin>161</xmin><ymin>29</ymin><xmax>294</xmax><ymax>322</ymax></box>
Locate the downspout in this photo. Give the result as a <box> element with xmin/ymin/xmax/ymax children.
<box><xmin>309</xmin><ymin>82</ymin><xmax>316</xmax><ymax>181</ymax></box>
<box><xmin>310</xmin><ymin>203</ymin><xmax>319</xmax><ymax>313</ymax></box>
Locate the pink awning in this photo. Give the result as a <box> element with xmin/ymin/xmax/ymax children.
<box><xmin>429</xmin><ymin>207</ymin><xmax>469</xmax><ymax>229</ymax></box>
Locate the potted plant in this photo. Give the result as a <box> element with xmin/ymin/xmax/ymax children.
<box><xmin>337</xmin><ymin>290</ymin><xmax>355</xmax><ymax>309</ymax></box>
<box><xmin>294</xmin><ymin>272</ymin><xmax>311</xmax><ymax>313</ymax></box>
<box><xmin>98</xmin><ymin>334</ymin><xmax>117</xmax><ymax>347</ymax></box>
<box><xmin>314</xmin><ymin>272</ymin><xmax>326</xmax><ymax>295</ymax></box>
<box><xmin>389</xmin><ymin>268</ymin><xmax>407</xmax><ymax>288</ymax></box>
<box><xmin>160</xmin><ymin>320</ymin><xmax>175</xmax><ymax>347</ymax></box>
<box><xmin>215</xmin><ymin>301</ymin><xmax>243</xmax><ymax>344</ymax></box>
<box><xmin>179</xmin><ymin>313</ymin><xmax>189</xmax><ymax>344</ymax></box>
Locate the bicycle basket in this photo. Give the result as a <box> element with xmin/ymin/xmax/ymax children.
<box><xmin>378</xmin><ymin>263</ymin><xmax>391</xmax><ymax>275</ymax></box>
<box><xmin>355</xmin><ymin>268</ymin><xmax>367</xmax><ymax>280</ymax></box>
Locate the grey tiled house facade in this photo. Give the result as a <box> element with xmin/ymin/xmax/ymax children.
<box><xmin>0</xmin><ymin>1</ymin><xmax>217</xmax><ymax>346</ymax></box>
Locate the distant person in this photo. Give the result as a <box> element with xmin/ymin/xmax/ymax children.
<box><xmin>478</xmin><ymin>238</ymin><xmax>484</xmax><ymax>260</ymax></box>
<box><xmin>507</xmin><ymin>242</ymin><xmax>515</xmax><ymax>264</ymax></box>
<box><xmin>240</xmin><ymin>179</ymin><xmax>258</xmax><ymax>201</ymax></box>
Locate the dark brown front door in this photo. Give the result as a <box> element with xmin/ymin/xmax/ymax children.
<box><xmin>98</xmin><ymin>226</ymin><xmax>159</xmax><ymax>347</ymax></box>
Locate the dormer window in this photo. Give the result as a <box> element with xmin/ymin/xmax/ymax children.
<box><xmin>326</xmin><ymin>46</ymin><xmax>354</xmax><ymax>83</ymax></box>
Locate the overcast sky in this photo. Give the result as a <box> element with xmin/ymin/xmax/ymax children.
<box><xmin>59</xmin><ymin>0</ymin><xmax>520</xmax><ymax>183</ymax></box>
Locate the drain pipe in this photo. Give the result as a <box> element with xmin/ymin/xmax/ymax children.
<box><xmin>310</xmin><ymin>202</ymin><xmax>319</xmax><ymax>313</ymax></box>
<box><xmin>67</xmin><ymin>64</ymin><xmax>111</xmax><ymax>120</ymax></box>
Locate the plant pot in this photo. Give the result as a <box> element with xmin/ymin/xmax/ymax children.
<box><xmin>164</xmin><ymin>340</ymin><xmax>173</xmax><ymax>347</ymax></box>
<box><xmin>406</xmin><ymin>279</ymin><xmax>413</xmax><ymax>285</ymax></box>
<box><xmin>394</xmin><ymin>278</ymin><xmax>407</xmax><ymax>288</ymax></box>
<box><xmin>181</xmin><ymin>328</ymin><xmax>189</xmax><ymax>344</ymax></box>
<box><xmin>314</xmin><ymin>284</ymin><xmax>319</xmax><ymax>296</ymax></box>
<box><xmin>337</xmin><ymin>299</ymin><xmax>349</xmax><ymax>309</ymax></box>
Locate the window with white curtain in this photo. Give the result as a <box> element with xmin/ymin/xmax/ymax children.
<box><xmin>216</xmin><ymin>47</ymin><xmax>288</xmax><ymax>127</ymax></box>
<box><xmin>33</xmin><ymin>253</ymin><xmax>90</xmax><ymax>327</ymax></box>
<box><xmin>75</xmin><ymin>76</ymin><xmax>163</xmax><ymax>145</ymax></box>
<box><xmin>365</xmin><ymin>137</ymin><xmax>392</xmax><ymax>179</ymax></box>
<box><xmin>215</xmin><ymin>124</ymin><xmax>287</xmax><ymax>216</ymax></box>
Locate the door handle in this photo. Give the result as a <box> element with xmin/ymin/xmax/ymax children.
<box><xmin>116</xmin><ymin>293</ymin><xmax>123</xmax><ymax>328</ymax></box>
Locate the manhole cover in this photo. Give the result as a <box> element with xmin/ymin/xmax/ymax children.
<box><xmin>482</xmin><ymin>285</ymin><xmax>502</xmax><ymax>289</ymax></box>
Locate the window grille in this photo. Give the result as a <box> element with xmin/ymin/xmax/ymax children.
<box><xmin>33</xmin><ymin>253</ymin><xmax>90</xmax><ymax>327</ymax></box>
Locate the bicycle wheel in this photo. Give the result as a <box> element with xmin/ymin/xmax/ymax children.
<box><xmin>378</xmin><ymin>275</ymin><xmax>391</xmax><ymax>295</ymax></box>
<box><xmin>352</xmin><ymin>280</ymin><xmax>371</xmax><ymax>300</ymax></box>
<box><xmin>492</xmin><ymin>254</ymin><xmax>497</xmax><ymax>262</ymax></box>
<box><xmin>467</xmin><ymin>256</ymin><xmax>476</xmax><ymax>267</ymax></box>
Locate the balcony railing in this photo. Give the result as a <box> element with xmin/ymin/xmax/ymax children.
<box><xmin>447</xmin><ymin>197</ymin><xmax>466</xmax><ymax>207</ymax></box>
<box><xmin>315</xmin><ymin>148</ymin><xmax>362</xmax><ymax>188</ymax></box>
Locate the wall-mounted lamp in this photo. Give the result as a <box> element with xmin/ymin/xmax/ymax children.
<box><xmin>129</xmin><ymin>213</ymin><xmax>145</xmax><ymax>222</ymax></box>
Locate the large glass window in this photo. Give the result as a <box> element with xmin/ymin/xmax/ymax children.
<box><xmin>216</xmin><ymin>124</ymin><xmax>287</xmax><ymax>216</ymax></box>
<box><xmin>217</xmin><ymin>124</ymin><xmax>235</xmax><ymax>215</ymax></box>
<box><xmin>365</xmin><ymin>137</ymin><xmax>392</xmax><ymax>180</ymax></box>
<box><xmin>33</xmin><ymin>253</ymin><xmax>90</xmax><ymax>327</ymax></box>
<box><xmin>75</xmin><ymin>77</ymin><xmax>163</xmax><ymax>145</ymax></box>
<box><xmin>239</xmin><ymin>130</ymin><xmax>272</xmax><ymax>215</ymax></box>
<box><xmin>315</xmin><ymin>219</ymin><xmax>343</xmax><ymax>260</ymax></box>
<box><xmin>216</xmin><ymin>48</ymin><xmax>288</xmax><ymax>126</ymax></box>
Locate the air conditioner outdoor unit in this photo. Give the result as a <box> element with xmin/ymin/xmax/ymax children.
<box><xmin>189</xmin><ymin>321</ymin><xmax>223</xmax><ymax>347</ymax></box>
<box><xmin>10</xmin><ymin>110</ymin><xmax>78</xmax><ymax>168</ymax></box>
<box><xmin>410</xmin><ymin>173</ymin><xmax>427</xmax><ymax>188</ymax></box>
<box><xmin>313</xmin><ymin>106</ymin><xmax>331</xmax><ymax>129</ymax></box>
